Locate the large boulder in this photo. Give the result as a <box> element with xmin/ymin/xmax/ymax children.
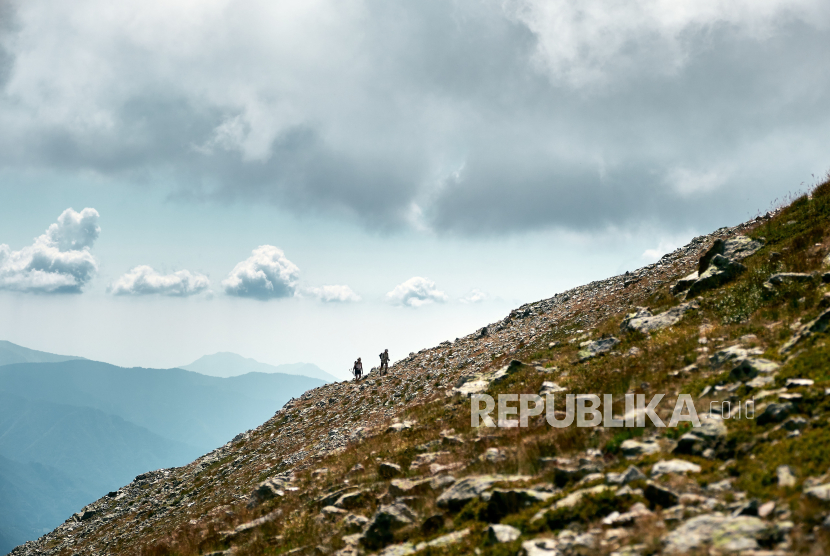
<box><xmin>362</xmin><ymin>502</ymin><xmax>418</xmax><ymax>550</ymax></box>
<box><xmin>687</xmin><ymin>254</ymin><xmax>747</xmax><ymax>298</ymax></box>
<box><xmin>651</xmin><ymin>459</ymin><xmax>701</xmax><ymax>477</ymax></box>
<box><xmin>484</xmin><ymin>488</ymin><xmax>554</xmax><ymax>521</ymax></box>
<box><xmin>698</xmin><ymin>236</ymin><xmax>763</xmax><ymax>274</ymax></box>
<box><xmin>619</xmin><ymin>301</ymin><xmax>698</xmax><ymax>334</ymax></box>
<box><xmin>673</xmin><ymin>416</ymin><xmax>727</xmax><ymax>456</ymax></box>
<box><xmin>577</xmin><ymin>337</ymin><xmax>620</xmax><ymax>361</ymax></box>
<box><xmin>728</xmin><ymin>358</ymin><xmax>780</xmax><ymax>381</ymax></box>
<box><xmin>644</xmin><ymin>481</ymin><xmax>679</xmax><ymax>509</ymax></box>
<box><xmin>663</xmin><ymin>514</ymin><xmax>775</xmax><ymax>553</ymax></box>
<box><xmin>435</xmin><ymin>475</ymin><xmax>529</xmax><ymax>512</ymax></box>
<box><xmin>757</xmin><ymin>402</ymin><xmax>793</xmax><ymax>426</ymax></box>
<box><xmin>487</xmin><ymin>523</ymin><xmax>521</xmax><ymax>544</ymax></box>
<box><xmin>780</xmin><ymin>307</ymin><xmax>830</xmax><ymax>353</ymax></box>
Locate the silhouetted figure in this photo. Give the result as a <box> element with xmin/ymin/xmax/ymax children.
<box><xmin>379</xmin><ymin>349</ymin><xmax>390</xmax><ymax>375</ymax></box>
<box><xmin>353</xmin><ymin>357</ymin><xmax>363</xmax><ymax>380</ymax></box>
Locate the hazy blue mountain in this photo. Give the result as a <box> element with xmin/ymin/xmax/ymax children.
<box><xmin>0</xmin><ymin>392</ymin><xmax>195</xmax><ymax>496</ymax></box>
<box><xmin>0</xmin><ymin>360</ymin><xmax>325</xmax><ymax>451</ymax></box>
<box><xmin>0</xmin><ymin>340</ymin><xmax>84</xmax><ymax>367</ymax></box>
<box><xmin>0</xmin><ymin>453</ymin><xmax>94</xmax><ymax>555</ymax></box>
<box><xmin>181</xmin><ymin>351</ymin><xmax>339</xmax><ymax>382</ymax></box>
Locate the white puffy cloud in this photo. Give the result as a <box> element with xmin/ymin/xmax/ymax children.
<box><xmin>307</xmin><ymin>284</ymin><xmax>361</xmax><ymax>303</ymax></box>
<box><xmin>110</xmin><ymin>265</ymin><xmax>210</xmax><ymax>296</ymax></box>
<box><xmin>386</xmin><ymin>277</ymin><xmax>449</xmax><ymax>307</ymax></box>
<box><xmin>459</xmin><ymin>289</ymin><xmax>489</xmax><ymax>304</ymax></box>
<box><xmin>0</xmin><ymin>208</ymin><xmax>100</xmax><ymax>293</ymax></box>
<box><xmin>222</xmin><ymin>245</ymin><xmax>300</xmax><ymax>300</ymax></box>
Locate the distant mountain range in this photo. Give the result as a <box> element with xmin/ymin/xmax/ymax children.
<box><xmin>180</xmin><ymin>352</ymin><xmax>339</xmax><ymax>382</ymax></box>
<box><xmin>0</xmin><ymin>341</ymin><xmax>331</xmax><ymax>554</ymax></box>
<box><xmin>0</xmin><ymin>340</ymin><xmax>84</xmax><ymax>366</ymax></box>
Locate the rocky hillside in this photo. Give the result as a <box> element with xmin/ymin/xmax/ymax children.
<box><xmin>11</xmin><ymin>179</ymin><xmax>830</xmax><ymax>556</ymax></box>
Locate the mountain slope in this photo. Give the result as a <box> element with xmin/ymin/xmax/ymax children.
<box><xmin>0</xmin><ymin>340</ymin><xmax>83</xmax><ymax>366</ymax></box>
<box><xmin>181</xmin><ymin>352</ymin><xmax>339</xmax><ymax>382</ymax></box>
<box><xmin>11</xmin><ymin>179</ymin><xmax>830</xmax><ymax>556</ymax></box>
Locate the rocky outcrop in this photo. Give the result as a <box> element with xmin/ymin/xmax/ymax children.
<box><xmin>619</xmin><ymin>301</ymin><xmax>698</xmax><ymax>334</ymax></box>
<box><xmin>663</xmin><ymin>514</ymin><xmax>777</xmax><ymax>553</ymax></box>
<box><xmin>577</xmin><ymin>337</ymin><xmax>619</xmax><ymax>361</ymax></box>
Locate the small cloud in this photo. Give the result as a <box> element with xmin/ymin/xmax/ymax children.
<box><xmin>307</xmin><ymin>284</ymin><xmax>361</xmax><ymax>303</ymax></box>
<box><xmin>222</xmin><ymin>245</ymin><xmax>300</xmax><ymax>300</ymax></box>
<box><xmin>386</xmin><ymin>277</ymin><xmax>448</xmax><ymax>307</ymax></box>
<box><xmin>459</xmin><ymin>288</ymin><xmax>489</xmax><ymax>304</ymax></box>
<box><xmin>0</xmin><ymin>208</ymin><xmax>100</xmax><ymax>294</ymax></box>
<box><xmin>110</xmin><ymin>266</ymin><xmax>210</xmax><ymax>296</ymax></box>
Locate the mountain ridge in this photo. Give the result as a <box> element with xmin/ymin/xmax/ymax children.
<box><xmin>181</xmin><ymin>351</ymin><xmax>339</xmax><ymax>382</ymax></box>
<box><xmin>10</xmin><ymin>179</ymin><xmax>830</xmax><ymax>556</ymax></box>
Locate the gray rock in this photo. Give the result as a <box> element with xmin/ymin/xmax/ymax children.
<box><xmin>687</xmin><ymin>254</ymin><xmax>747</xmax><ymax>298</ymax></box>
<box><xmin>663</xmin><ymin>514</ymin><xmax>772</xmax><ymax>553</ymax></box>
<box><xmin>782</xmin><ymin>416</ymin><xmax>808</xmax><ymax>431</ymax></box>
<box><xmin>746</xmin><ymin>375</ymin><xmax>775</xmax><ymax>389</ymax></box>
<box><xmin>378</xmin><ymin>462</ymin><xmax>402</xmax><ymax>479</ymax></box>
<box><xmin>698</xmin><ymin>236</ymin><xmax>763</xmax><ymax>274</ymax></box>
<box><xmin>619</xmin><ymin>301</ymin><xmax>698</xmax><ymax>334</ymax></box>
<box><xmin>620</xmin><ymin>439</ymin><xmax>661</xmax><ymax>458</ymax></box>
<box><xmin>539</xmin><ymin>381</ymin><xmax>567</xmax><ymax>395</ymax></box>
<box><xmin>577</xmin><ymin>337</ymin><xmax>620</xmax><ymax>361</ymax></box>
<box><xmin>484</xmin><ymin>488</ymin><xmax>554</xmax><ymax>521</ymax></box>
<box><xmin>804</xmin><ymin>483</ymin><xmax>830</xmax><ymax>501</ymax></box>
<box><xmin>435</xmin><ymin>474</ymin><xmax>530</xmax><ymax>511</ymax></box>
<box><xmin>709</xmin><ymin>345</ymin><xmax>762</xmax><ymax>368</ymax></box>
<box><xmin>362</xmin><ymin>503</ymin><xmax>418</xmax><ymax>549</ymax></box>
<box><xmin>342</xmin><ymin>513</ymin><xmax>369</xmax><ymax>533</ymax></box>
<box><xmin>651</xmin><ymin>459</ymin><xmax>701</xmax><ymax>477</ymax></box>
<box><xmin>644</xmin><ymin>481</ymin><xmax>679</xmax><ymax>509</ymax></box>
<box><xmin>521</xmin><ymin>538</ymin><xmax>562</xmax><ymax>556</ymax></box>
<box><xmin>777</xmin><ymin>465</ymin><xmax>797</xmax><ymax>488</ymax></box>
<box><xmin>487</xmin><ymin>523</ymin><xmax>521</xmax><ymax>544</ymax></box>
<box><xmin>671</xmin><ymin>271</ymin><xmax>699</xmax><ymax>294</ymax></box>
<box><xmin>606</xmin><ymin>466</ymin><xmax>646</xmax><ymax>485</ymax></box>
<box><xmin>386</xmin><ymin>421</ymin><xmax>414</xmax><ymax>433</ymax></box>
<box><xmin>389</xmin><ymin>476</ymin><xmax>455</xmax><ymax>497</ymax></box>
<box><xmin>249</xmin><ymin>477</ymin><xmax>286</xmax><ymax>507</ymax></box>
<box><xmin>480</xmin><ymin>447</ymin><xmax>508</xmax><ymax>463</ymax></box>
<box><xmin>335</xmin><ymin>490</ymin><xmax>370</xmax><ymax>510</ymax></box>
<box><xmin>728</xmin><ymin>358</ymin><xmax>780</xmax><ymax>381</ymax></box>
<box><xmin>757</xmin><ymin>402</ymin><xmax>793</xmax><ymax>425</ymax></box>
<box><xmin>673</xmin><ymin>417</ymin><xmax>727</xmax><ymax>456</ymax></box>
<box><xmin>766</xmin><ymin>272</ymin><xmax>815</xmax><ymax>286</ymax></box>
<box><xmin>780</xmin><ymin>307</ymin><xmax>830</xmax><ymax>353</ymax></box>
<box><xmin>785</xmin><ymin>378</ymin><xmax>814</xmax><ymax>388</ymax></box>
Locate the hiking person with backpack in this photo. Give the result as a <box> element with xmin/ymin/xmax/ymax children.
<box><xmin>353</xmin><ymin>357</ymin><xmax>363</xmax><ymax>380</ymax></box>
<box><xmin>379</xmin><ymin>349</ymin><xmax>389</xmax><ymax>375</ymax></box>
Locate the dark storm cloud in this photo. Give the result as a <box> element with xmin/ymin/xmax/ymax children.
<box><xmin>0</xmin><ymin>0</ymin><xmax>829</xmax><ymax>234</ymax></box>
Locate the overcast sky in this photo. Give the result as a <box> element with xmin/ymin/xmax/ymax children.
<box><xmin>0</xmin><ymin>0</ymin><xmax>828</xmax><ymax>378</ymax></box>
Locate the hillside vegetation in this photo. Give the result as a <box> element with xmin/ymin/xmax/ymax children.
<box><xmin>11</xmin><ymin>177</ymin><xmax>830</xmax><ymax>556</ymax></box>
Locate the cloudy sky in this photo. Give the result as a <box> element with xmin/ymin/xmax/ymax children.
<box><xmin>0</xmin><ymin>0</ymin><xmax>828</xmax><ymax>378</ymax></box>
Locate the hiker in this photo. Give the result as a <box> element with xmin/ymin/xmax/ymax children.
<box><xmin>353</xmin><ymin>357</ymin><xmax>363</xmax><ymax>380</ymax></box>
<box><xmin>379</xmin><ymin>349</ymin><xmax>389</xmax><ymax>375</ymax></box>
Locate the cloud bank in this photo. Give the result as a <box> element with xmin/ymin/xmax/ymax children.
<box><xmin>386</xmin><ymin>277</ymin><xmax>448</xmax><ymax>307</ymax></box>
<box><xmin>0</xmin><ymin>208</ymin><xmax>100</xmax><ymax>293</ymax></box>
<box><xmin>1</xmin><ymin>1</ymin><xmax>829</xmax><ymax>234</ymax></box>
<box><xmin>110</xmin><ymin>266</ymin><xmax>210</xmax><ymax>296</ymax></box>
<box><xmin>222</xmin><ymin>245</ymin><xmax>300</xmax><ymax>300</ymax></box>
<box><xmin>459</xmin><ymin>289</ymin><xmax>489</xmax><ymax>304</ymax></box>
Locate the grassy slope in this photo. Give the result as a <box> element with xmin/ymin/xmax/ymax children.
<box><xmin>13</xmin><ymin>177</ymin><xmax>830</xmax><ymax>556</ymax></box>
